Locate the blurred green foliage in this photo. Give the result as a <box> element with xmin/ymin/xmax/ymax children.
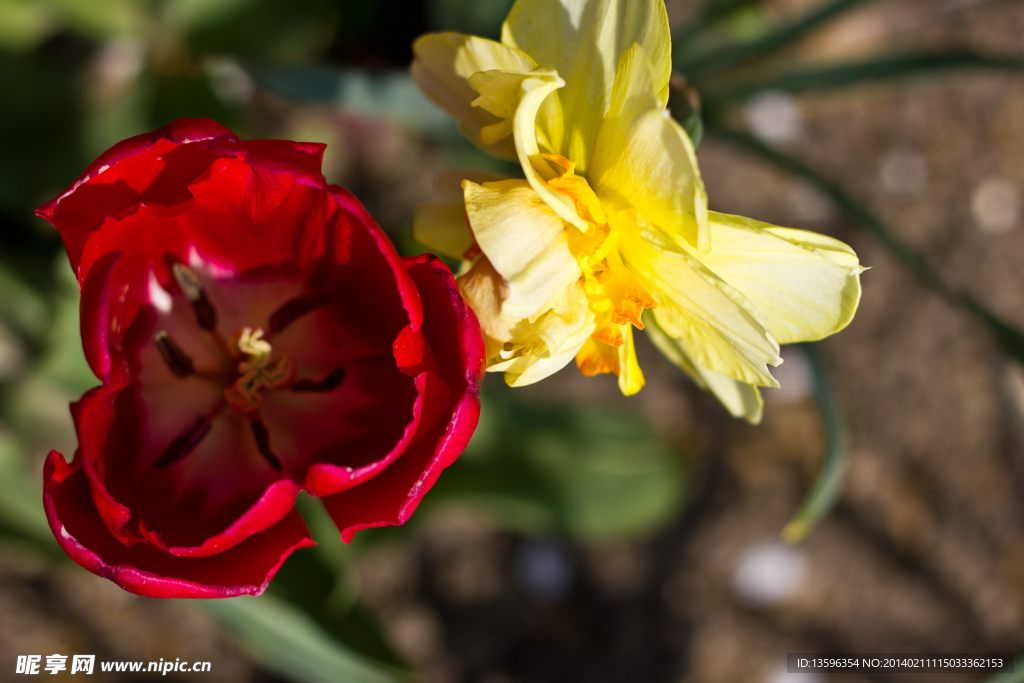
<box><xmin>427</xmin><ymin>394</ymin><xmax>687</xmax><ymax>542</ymax></box>
<box><xmin>3</xmin><ymin>0</ymin><xmax>1023</xmax><ymax>677</ymax></box>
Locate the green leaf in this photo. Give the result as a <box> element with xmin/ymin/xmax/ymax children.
<box><xmin>0</xmin><ymin>0</ymin><xmax>51</xmax><ymax>51</ymax></box>
<box><xmin>200</xmin><ymin>593</ymin><xmax>403</xmax><ymax>683</ymax></box>
<box><xmin>679</xmin><ymin>0</ymin><xmax>876</xmax><ymax>79</ymax></box>
<box><xmin>705</xmin><ymin>52</ymin><xmax>1024</xmax><ymax>104</ymax></box>
<box><xmin>0</xmin><ymin>261</ymin><xmax>49</xmax><ymax>344</ymax></box>
<box><xmin>707</xmin><ymin>126</ymin><xmax>1024</xmax><ymax>368</ymax></box>
<box><xmin>426</xmin><ymin>393</ymin><xmax>687</xmax><ymax>542</ymax></box>
<box><xmin>35</xmin><ymin>259</ymin><xmax>98</xmax><ymax>395</ymax></box>
<box><xmin>267</xmin><ymin>495</ymin><xmax>409</xmax><ymax>674</ymax></box>
<box><xmin>672</xmin><ymin>0</ymin><xmax>759</xmax><ymax>52</ymax></box>
<box><xmin>0</xmin><ymin>430</ymin><xmax>58</xmax><ymax>552</ymax></box>
<box><xmin>782</xmin><ymin>344</ymin><xmax>848</xmax><ymax>542</ymax></box>
<box><xmin>28</xmin><ymin>0</ymin><xmax>145</xmax><ymax>42</ymax></box>
<box><xmin>167</xmin><ymin>0</ymin><xmax>256</xmax><ymax>33</ymax></box>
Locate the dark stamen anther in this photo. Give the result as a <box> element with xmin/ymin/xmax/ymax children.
<box><xmin>172</xmin><ymin>263</ymin><xmax>218</xmax><ymax>332</ymax></box>
<box><xmin>154</xmin><ymin>415</ymin><xmax>212</xmax><ymax>468</ymax></box>
<box><xmin>251</xmin><ymin>419</ymin><xmax>283</xmax><ymax>471</ymax></box>
<box><xmin>292</xmin><ymin>367</ymin><xmax>346</xmax><ymax>393</ymax></box>
<box><xmin>155</xmin><ymin>331</ymin><xmax>195</xmax><ymax>377</ymax></box>
<box><xmin>269</xmin><ymin>291</ymin><xmax>332</xmax><ymax>334</ymax></box>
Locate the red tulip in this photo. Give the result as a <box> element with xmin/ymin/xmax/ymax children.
<box><xmin>36</xmin><ymin>119</ymin><xmax>484</xmax><ymax>598</ymax></box>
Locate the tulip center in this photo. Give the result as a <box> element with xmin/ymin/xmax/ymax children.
<box><xmin>224</xmin><ymin>327</ymin><xmax>294</xmax><ymax>413</ymax></box>
<box><xmin>150</xmin><ymin>263</ymin><xmax>347</xmax><ymax>473</ymax></box>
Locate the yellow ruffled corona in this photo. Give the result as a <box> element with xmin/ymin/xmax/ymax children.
<box><xmin>412</xmin><ymin>0</ymin><xmax>863</xmax><ymax>422</ymax></box>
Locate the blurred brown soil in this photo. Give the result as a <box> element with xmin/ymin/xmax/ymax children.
<box><xmin>4</xmin><ymin>1</ymin><xmax>1024</xmax><ymax>682</ymax></box>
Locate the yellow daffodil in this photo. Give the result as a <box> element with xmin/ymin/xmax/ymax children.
<box><xmin>411</xmin><ymin>0</ymin><xmax>863</xmax><ymax>422</ymax></box>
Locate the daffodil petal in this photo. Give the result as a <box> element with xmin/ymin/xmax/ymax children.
<box><xmin>644</xmin><ymin>313</ymin><xmax>763</xmax><ymax>423</ymax></box>
<box><xmin>493</xmin><ymin>280</ymin><xmax>596</xmax><ymax>386</ymax></box>
<box><xmin>617</xmin><ymin>324</ymin><xmax>645</xmax><ymax>395</ymax></box>
<box><xmin>412</xmin><ymin>202</ymin><xmax>472</xmax><ymax>260</ymax></box>
<box><xmin>468</xmin><ymin>67</ymin><xmax>589</xmax><ymax>231</ymax></box>
<box><xmin>412</xmin><ymin>32</ymin><xmax>537</xmax><ymax>159</ymax></box>
<box><xmin>463</xmin><ymin>179</ymin><xmax>581</xmax><ymax>320</ymax></box>
<box><xmin>696</xmin><ymin>212</ymin><xmax>863</xmax><ymax>344</ymax></box>
<box><xmin>435</xmin><ymin>168</ymin><xmax>510</xmax><ymax>202</ymax></box>
<box><xmin>413</xmin><ymin>169</ymin><xmax>511</xmax><ymax>260</ymax></box>
<box><xmin>458</xmin><ymin>256</ymin><xmax>515</xmax><ymax>348</ymax></box>
<box><xmin>576</xmin><ymin>336</ymin><xmax>620</xmax><ymax>376</ymax></box>
<box><xmin>591</xmin><ymin>43</ymin><xmax>709</xmax><ymax>252</ymax></box>
<box><xmin>501</xmin><ymin>0</ymin><xmax>672</xmax><ymax>170</ymax></box>
<box><xmin>619</xmin><ymin>217</ymin><xmax>781</xmax><ymax>387</ymax></box>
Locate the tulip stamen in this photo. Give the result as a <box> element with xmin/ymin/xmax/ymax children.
<box><xmin>172</xmin><ymin>263</ymin><xmax>219</xmax><ymax>332</ymax></box>
<box><xmin>292</xmin><ymin>367</ymin><xmax>346</xmax><ymax>393</ymax></box>
<box><xmin>224</xmin><ymin>327</ymin><xmax>294</xmax><ymax>412</ymax></box>
<box><xmin>154</xmin><ymin>330</ymin><xmax>195</xmax><ymax>377</ymax></box>
<box><xmin>251</xmin><ymin>419</ymin><xmax>283</xmax><ymax>471</ymax></box>
<box><xmin>269</xmin><ymin>291</ymin><xmax>332</xmax><ymax>334</ymax></box>
<box><xmin>154</xmin><ymin>415</ymin><xmax>213</xmax><ymax>468</ymax></box>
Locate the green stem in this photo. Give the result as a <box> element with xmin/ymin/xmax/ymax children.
<box><xmin>680</xmin><ymin>0</ymin><xmax>877</xmax><ymax>80</ymax></box>
<box><xmin>782</xmin><ymin>343</ymin><xmax>848</xmax><ymax>542</ymax></box>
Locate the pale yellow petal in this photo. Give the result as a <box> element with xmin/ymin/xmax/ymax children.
<box><xmin>618</xmin><ymin>215</ymin><xmax>781</xmax><ymax>387</ymax></box>
<box><xmin>644</xmin><ymin>313</ymin><xmax>763</xmax><ymax>423</ymax></box>
<box><xmin>412</xmin><ymin>203</ymin><xmax>472</xmax><ymax>260</ymax></box>
<box><xmin>591</xmin><ymin>43</ymin><xmax>709</xmax><ymax>252</ymax></box>
<box><xmin>434</xmin><ymin>168</ymin><xmax>510</xmax><ymax>202</ymax></box>
<box><xmin>458</xmin><ymin>256</ymin><xmax>516</xmax><ymax>348</ymax></box>
<box><xmin>468</xmin><ymin>67</ymin><xmax>589</xmax><ymax>231</ymax></box>
<box><xmin>463</xmin><ymin>179</ymin><xmax>581</xmax><ymax>320</ymax></box>
<box><xmin>412</xmin><ymin>32</ymin><xmax>537</xmax><ymax>159</ymax></box>
<box><xmin>696</xmin><ymin>212</ymin><xmax>863</xmax><ymax>344</ymax></box>
<box><xmin>413</xmin><ymin>169</ymin><xmax>512</xmax><ymax>260</ymax></box>
<box><xmin>501</xmin><ymin>0</ymin><xmax>672</xmax><ymax>170</ymax></box>
<box><xmin>492</xmin><ymin>280</ymin><xmax>596</xmax><ymax>386</ymax></box>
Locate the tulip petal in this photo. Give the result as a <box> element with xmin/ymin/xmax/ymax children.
<box><xmin>618</xmin><ymin>217</ymin><xmax>781</xmax><ymax>387</ymax></box>
<box><xmin>412</xmin><ymin>32</ymin><xmax>538</xmax><ymax>159</ymax></box>
<box><xmin>37</xmin><ymin>119</ymin><xmax>239</xmax><ymax>278</ymax></box>
<box><xmin>501</xmin><ymin>0</ymin><xmax>672</xmax><ymax>171</ymax></box>
<box><xmin>321</xmin><ymin>422</ymin><xmax>448</xmax><ymax>542</ymax></box>
<box><xmin>591</xmin><ymin>43</ymin><xmax>709</xmax><ymax>252</ymax></box>
<box><xmin>304</xmin><ymin>255</ymin><xmax>482</xmax><ymax>500</ymax></box>
<box><xmin>645</xmin><ymin>314</ymin><xmax>764</xmax><ymax>423</ymax></box>
<box><xmin>463</xmin><ymin>179</ymin><xmax>581</xmax><ymax>320</ymax></box>
<box><xmin>695</xmin><ymin>212</ymin><xmax>863</xmax><ymax>344</ymax></box>
<box><xmin>44</xmin><ymin>452</ymin><xmax>314</xmax><ymax>599</ymax></box>
<box><xmin>321</xmin><ymin>255</ymin><xmax>483</xmax><ymax>542</ymax></box>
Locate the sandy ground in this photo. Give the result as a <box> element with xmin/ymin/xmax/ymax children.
<box><xmin>3</xmin><ymin>1</ymin><xmax>1024</xmax><ymax>682</ymax></box>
